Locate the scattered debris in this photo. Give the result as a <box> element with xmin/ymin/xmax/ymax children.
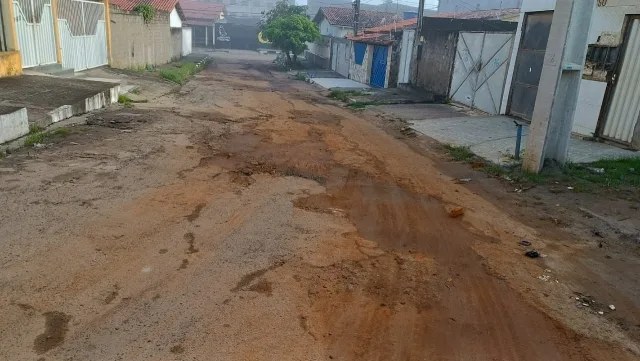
<box><xmin>592</xmin><ymin>229</ymin><xmax>604</xmax><ymax>238</ymax></box>
<box><xmin>518</xmin><ymin>240</ymin><xmax>532</xmax><ymax>247</ymax></box>
<box><xmin>538</xmin><ymin>275</ymin><xmax>551</xmax><ymax>282</ymax></box>
<box><xmin>454</xmin><ymin>178</ymin><xmax>472</xmax><ymax>184</ymax></box>
<box><xmin>598</xmin><ymin>311</ymin><xmax>604</xmax><ymax>315</ymax></box>
<box><xmin>448</xmin><ymin>207</ymin><xmax>465</xmax><ymax>218</ymax></box>
<box><xmin>588</xmin><ymin>167</ymin><xmax>605</xmax><ymax>174</ymax></box>
<box><xmin>525</xmin><ymin>250</ymin><xmax>540</xmax><ymax>258</ymax></box>
<box><xmin>609</xmin><ymin>304</ymin><xmax>616</xmax><ymax>311</ymax></box>
<box><xmin>567</xmin><ymin>186</ymin><xmax>574</xmax><ymax>190</ymax></box>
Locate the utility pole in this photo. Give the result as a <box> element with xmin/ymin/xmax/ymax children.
<box><xmin>416</xmin><ymin>0</ymin><xmax>425</xmax><ymax>36</ymax></box>
<box><xmin>523</xmin><ymin>0</ymin><xmax>596</xmax><ymax>173</ymax></box>
<box><xmin>353</xmin><ymin>0</ymin><xmax>360</xmax><ymax>36</ymax></box>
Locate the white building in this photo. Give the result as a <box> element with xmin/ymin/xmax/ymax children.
<box><xmin>438</xmin><ymin>0</ymin><xmax>523</xmax><ymax>13</ymax></box>
<box><xmin>500</xmin><ymin>0</ymin><xmax>640</xmax><ymax>149</ymax></box>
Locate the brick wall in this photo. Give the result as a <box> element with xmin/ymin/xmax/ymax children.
<box><xmin>110</xmin><ymin>7</ymin><xmax>181</xmax><ymax>68</ymax></box>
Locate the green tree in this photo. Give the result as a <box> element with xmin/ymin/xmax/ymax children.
<box><xmin>262</xmin><ymin>14</ymin><xmax>320</xmax><ymax>67</ymax></box>
<box><xmin>259</xmin><ymin>0</ymin><xmax>308</xmax><ymax>32</ymax></box>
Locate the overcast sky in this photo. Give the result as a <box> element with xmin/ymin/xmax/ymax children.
<box><xmin>296</xmin><ymin>0</ymin><xmax>440</xmax><ymax>11</ymax></box>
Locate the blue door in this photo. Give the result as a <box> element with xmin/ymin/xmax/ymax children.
<box><xmin>370</xmin><ymin>46</ymin><xmax>388</xmax><ymax>88</ymax></box>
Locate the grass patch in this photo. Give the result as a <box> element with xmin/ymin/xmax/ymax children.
<box><xmin>24</xmin><ymin>127</ymin><xmax>72</xmax><ymax>146</ymax></box>
<box><xmin>443</xmin><ymin>144</ymin><xmax>475</xmax><ymax>162</ymax></box>
<box><xmin>328</xmin><ymin>90</ymin><xmax>365</xmax><ymax>102</ymax></box>
<box><xmin>564</xmin><ymin>158</ymin><xmax>640</xmax><ymax>188</ymax></box>
<box><xmin>347</xmin><ymin>101</ymin><xmax>380</xmax><ymax>109</ymax></box>
<box><xmin>29</xmin><ymin>125</ymin><xmax>44</xmax><ymax>134</ymax></box>
<box><xmin>160</xmin><ymin>62</ymin><xmax>201</xmax><ymax>85</ymax></box>
<box><xmin>118</xmin><ymin>94</ymin><xmax>133</xmax><ymax>107</ymax></box>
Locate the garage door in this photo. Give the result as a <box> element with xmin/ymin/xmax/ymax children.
<box><xmin>508</xmin><ymin>11</ymin><xmax>553</xmax><ymax>121</ymax></box>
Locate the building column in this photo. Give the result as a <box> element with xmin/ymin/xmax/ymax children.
<box><xmin>51</xmin><ymin>0</ymin><xmax>63</xmax><ymax>64</ymax></box>
<box><xmin>523</xmin><ymin>0</ymin><xmax>596</xmax><ymax>173</ymax></box>
<box><xmin>104</xmin><ymin>0</ymin><xmax>113</xmax><ymax>65</ymax></box>
<box><xmin>1</xmin><ymin>0</ymin><xmax>19</xmax><ymax>51</ymax></box>
<box><xmin>205</xmin><ymin>26</ymin><xmax>208</xmax><ymax>46</ymax></box>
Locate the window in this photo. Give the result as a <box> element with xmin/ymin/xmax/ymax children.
<box><xmin>354</xmin><ymin>42</ymin><xmax>367</xmax><ymax>65</ymax></box>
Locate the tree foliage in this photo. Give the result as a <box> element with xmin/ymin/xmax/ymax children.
<box><xmin>262</xmin><ymin>14</ymin><xmax>320</xmax><ymax>66</ymax></box>
<box><xmin>258</xmin><ymin>0</ymin><xmax>308</xmax><ymax>32</ymax></box>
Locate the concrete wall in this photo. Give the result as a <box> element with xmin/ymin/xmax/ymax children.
<box><xmin>171</xmin><ymin>28</ymin><xmax>182</xmax><ymax>60</ymax></box>
<box><xmin>319</xmin><ymin>19</ymin><xmax>351</xmax><ymax>38</ymax></box>
<box><xmin>0</xmin><ymin>107</ymin><xmax>28</xmax><ymax>144</ymax></box>
<box><xmin>414</xmin><ymin>30</ymin><xmax>458</xmax><ymax>99</ymax></box>
<box><xmin>110</xmin><ymin>7</ymin><xmax>176</xmax><ymax>68</ymax></box>
<box><xmin>170</xmin><ymin>8</ymin><xmax>182</xmax><ymax>28</ymax></box>
<box><xmin>350</xmin><ymin>43</ymin><xmax>373</xmax><ymax>84</ymax></box>
<box><xmin>0</xmin><ymin>51</ymin><xmax>22</xmax><ymax>77</ymax></box>
<box><xmin>438</xmin><ymin>0</ymin><xmax>523</xmax><ymax>13</ymax></box>
<box><xmin>501</xmin><ymin>0</ymin><xmax>640</xmax><ymax>137</ymax></box>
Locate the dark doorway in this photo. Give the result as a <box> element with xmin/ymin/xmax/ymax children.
<box><xmin>507</xmin><ymin>11</ymin><xmax>553</xmax><ymax>121</ymax></box>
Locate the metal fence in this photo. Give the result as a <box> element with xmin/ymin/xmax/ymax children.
<box><xmin>13</xmin><ymin>0</ymin><xmax>58</xmax><ymax>67</ymax></box>
<box><xmin>57</xmin><ymin>0</ymin><xmax>107</xmax><ymax>70</ymax></box>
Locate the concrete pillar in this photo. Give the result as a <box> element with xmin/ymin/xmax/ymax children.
<box><xmin>522</xmin><ymin>0</ymin><xmax>596</xmax><ymax>173</ymax></box>
<box><xmin>51</xmin><ymin>0</ymin><xmax>63</xmax><ymax>64</ymax></box>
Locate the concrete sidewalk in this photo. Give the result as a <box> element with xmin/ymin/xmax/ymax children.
<box><xmin>0</xmin><ymin>75</ymin><xmax>119</xmax><ymax>128</ymax></box>
<box><xmin>375</xmin><ymin>104</ymin><xmax>639</xmax><ymax>164</ymax></box>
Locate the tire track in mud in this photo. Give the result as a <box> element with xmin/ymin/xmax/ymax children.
<box><xmin>191</xmin><ymin>78</ymin><xmax>636</xmax><ymax>360</ymax></box>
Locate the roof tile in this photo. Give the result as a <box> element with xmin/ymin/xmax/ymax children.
<box><xmin>316</xmin><ymin>7</ymin><xmax>402</xmax><ymax>29</ymax></box>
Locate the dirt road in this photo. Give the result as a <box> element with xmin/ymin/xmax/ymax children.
<box><xmin>1</xmin><ymin>51</ymin><xmax>638</xmax><ymax>361</ymax></box>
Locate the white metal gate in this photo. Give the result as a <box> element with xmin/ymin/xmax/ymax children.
<box><xmin>13</xmin><ymin>0</ymin><xmax>57</xmax><ymax>67</ymax></box>
<box><xmin>331</xmin><ymin>41</ymin><xmax>349</xmax><ymax>78</ymax></box>
<box><xmin>57</xmin><ymin>0</ymin><xmax>107</xmax><ymax>71</ymax></box>
<box><xmin>398</xmin><ymin>29</ymin><xmax>415</xmax><ymax>84</ymax></box>
<box><xmin>450</xmin><ymin>32</ymin><xmax>514</xmax><ymax>114</ymax></box>
<box><xmin>601</xmin><ymin>18</ymin><xmax>640</xmax><ymax>144</ymax></box>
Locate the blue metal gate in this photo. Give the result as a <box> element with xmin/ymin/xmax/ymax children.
<box><xmin>370</xmin><ymin>45</ymin><xmax>388</xmax><ymax>88</ymax></box>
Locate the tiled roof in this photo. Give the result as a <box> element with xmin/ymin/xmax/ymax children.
<box><xmin>110</xmin><ymin>0</ymin><xmax>180</xmax><ymax>13</ymax></box>
<box><xmin>348</xmin><ymin>32</ymin><xmax>393</xmax><ymax>45</ymax></box>
<box><xmin>315</xmin><ymin>7</ymin><xmax>402</xmax><ymax>29</ymax></box>
<box><xmin>362</xmin><ymin>17</ymin><xmax>417</xmax><ymax>33</ymax></box>
<box><xmin>429</xmin><ymin>8</ymin><xmax>520</xmax><ymax>21</ymax></box>
<box><xmin>181</xmin><ymin>0</ymin><xmax>225</xmax><ymax>22</ymax></box>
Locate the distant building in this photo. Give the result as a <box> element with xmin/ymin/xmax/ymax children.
<box><xmin>188</xmin><ymin>0</ymin><xmax>293</xmax><ymax>18</ymax></box>
<box><xmin>438</xmin><ymin>0</ymin><xmax>522</xmax><ymax>13</ymax></box>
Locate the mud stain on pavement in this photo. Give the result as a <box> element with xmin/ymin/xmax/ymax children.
<box><xmin>178</xmin><ymin>259</ymin><xmax>189</xmax><ymax>270</ymax></box>
<box><xmin>231</xmin><ymin>261</ymin><xmax>284</xmax><ymax>292</ymax></box>
<box><xmin>33</xmin><ymin>311</ymin><xmax>71</xmax><ymax>354</ymax></box>
<box><xmin>184</xmin><ymin>232</ymin><xmax>199</xmax><ymax>254</ymax></box>
<box><xmin>248</xmin><ymin>279</ymin><xmax>273</xmax><ymax>296</ymax></box>
<box><xmin>185</xmin><ymin>203</ymin><xmax>206</xmax><ymax>222</ymax></box>
<box><xmin>158</xmin><ymin>248</ymin><xmax>168</xmax><ymax>254</ymax></box>
<box><xmin>104</xmin><ymin>284</ymin><xmax>120</xmax><ymax>304</ymax></box>
<box><xmin>170</xmin><ymin>344</ymin><xmax>185</xmax><ymax>354</ymax></box>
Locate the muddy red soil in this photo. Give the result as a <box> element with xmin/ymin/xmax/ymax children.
<box><xmin>0</xmin><ymin>51</ymin><xmax>638</xmax><ymax>361</ymax></box>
